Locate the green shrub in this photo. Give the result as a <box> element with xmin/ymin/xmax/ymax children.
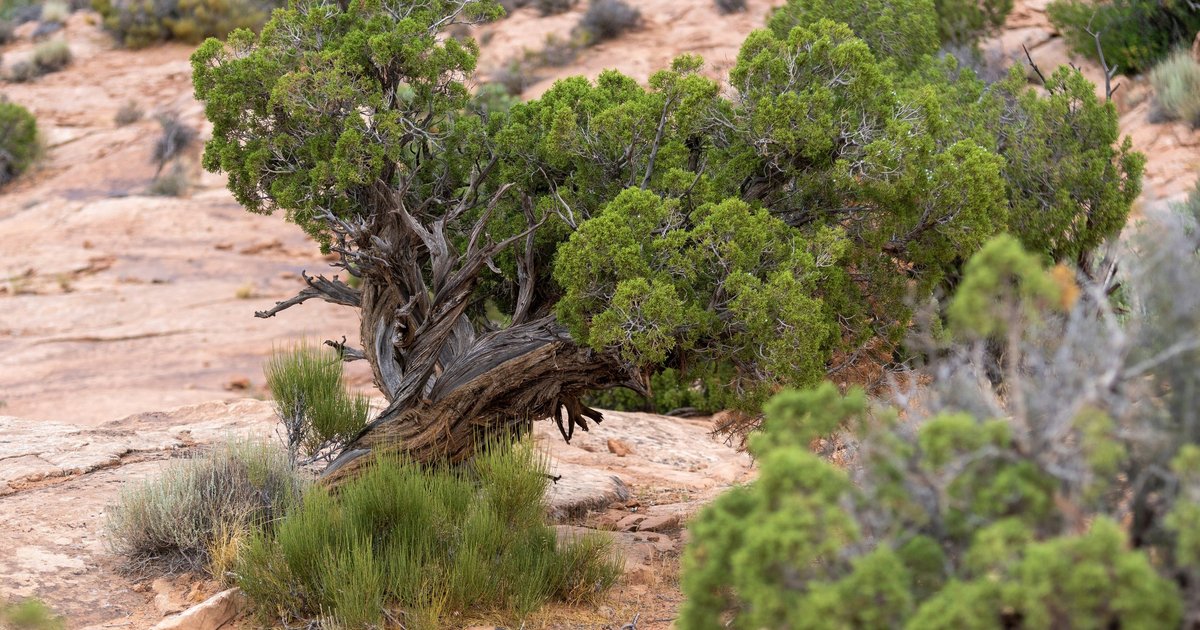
<box><xmin>585</xmin><ymin>365</ymin><xmax>735</xmax><ymax>415</ymax></box>
<box><xmin>536</xmin><ymin>33</ymin><xmax>579</xmax><ymax>66</ymax></box>
<box><xmin>1048</xmin><ymin>0</ymin><xmax>1200</xmax><ymax>74</ymax></box>
<box><xmin>31</xmin><ymin>39</ymin><xmax>71</xmax><ymax>74</ymax></box>
<box><xmin>680</xmin><ymin>231</ymin><xmax>1200</xmax><ymax>627</ymax></box>
<box><xmin>491</xmin><ymin>57</ymin><xmax>539</xmax><ymax>96</ymax></box>
<box><xmin>0</xmin><ymin>599</ymin><xmax>65</xmax><ymax>630</ymax></box>
<box><xmin>236</xmin><ymin>440</ymin><xmax>621</xmax><ymax>627</ymax></box>
<box><xmin>767</xmin><ymin>0</ymin><xmax>939</xmax><ymax>70</ymax></box>
<box><xmin>7</xmin><ymin>60</ymin><xmax>37</xmax><ymax>83</ymax></box>
<box><xmin>934</xmin><ymin>0</ymin><xmax>1011</xmax><ymax>45</ymax></box>
<box><xmin>1151</xmin><ymin>48</ymin><xmax>1200</xmax><ymax>126</ymax></box>
<box><xmin>535</xmin><ymin>0</ymin><xmax>575</xmax><ymax>15</ymax></box>
<box><xmin>576</xmin><ymin>0</ymin><xmax>640</xmax><ymax>46</ymax></box>
<box><xmin>92</xmin><ymin>0</ymin><xmax>283</xmax><ymax>48</ymax></box>
<box><xmin>264</xmin><ymin>341</ymin><xmax>370</xmax><ymax>464</ymax></box>
<box><xmin>715</xmin><ymin>0</ymin><xmax>747</xmax><ymax>14</ymax></box>
<box><xmin>471</xmin><ymin>83</ymin><xmax>520</xmax><ymax>118</ymax></box>
<box><xmin>105</xmin><ymin>438</ymin><xmax>303</xmax><ymax>573</ymax></box>
<box><xmin>0</xmin><ymin>101</ymin><xmax>37</xmax><ymax>187</ymax></box>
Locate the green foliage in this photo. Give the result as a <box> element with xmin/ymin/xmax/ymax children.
<box><xmin>681</xmin><ymin>235</ymin><xmax>1200</xmax><ymax>627</ymax></box>
<box><xmin>92</xmin><ymin>0</ymin><xmax>283</xmax><ymax>48</ymax></box>
<box><xmin>264</xmin><ymin>341</ymin><xmax>370</xmax><ymax>463</ymax></box>
<box><xmin>947</xmin><ymin>234</ymin><xmax>1062</xmax><ymax>337</ymax></box>
<box><xmin>1047</xmin><ymin>0</ymin><xmax>1200</xmax><ymax>74</ymax></box>
<box><xmin>1151</xmin><ymin>48</ymin><xmax>1200</xmax><ymax>126</ymax></box>
<box><xmin>104</xmin><ymin>438</ymin><xmax>303</xmax><ymax>572</ymax></box>
<box><xmin>986</xmin><ymin>65</ymin><xmax>1144</xmax><ymax>262</ymax></box>
<box><xmin>0</xmin><ymin>100</ymin><xmax>37</xmax><ymax>187</ymax></box>
<box><xmin>0</xmin><ymin>598</ymin><xmax>65</xmax><ymax>630</ymax></box>
<box><xmin>934</xmin><ymin>0</ymin><xmax>1012</xmax><ymax>45</ymax></box>
<box><xmin>236</xmin><ymin>440</ymin><xmax>621</xmax><ymax>626</ymax></box>
<box><xmin>193</xmin><ymin>0</ymin><xmax>1142</xmax><ymax>424</ymax></box>
<box><xmin>766</xmin><ymin>0</ymin><xmax>939</xmax><ymax>70</ymax></box>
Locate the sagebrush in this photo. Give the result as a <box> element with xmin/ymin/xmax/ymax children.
<box><xmin>105</xmin><ymin>438</ymin><xmax>303</xmax><ymax>573</ymax></box>
<box><xmin>1150</xmin><ymin>48</ymin><xmax>1200</xmax><ymax>126</ymax></box>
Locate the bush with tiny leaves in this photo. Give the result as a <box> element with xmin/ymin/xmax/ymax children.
<box><xmin>0</xmin><ymin>100</ymin><xmax>37</xmax><ymax>187</ymax></box>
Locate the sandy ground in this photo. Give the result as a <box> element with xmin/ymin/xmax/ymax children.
<box><xmin>0</xmin><ymin>1</ymin><xmax>1197</xmax><ymax>628</ymax></box>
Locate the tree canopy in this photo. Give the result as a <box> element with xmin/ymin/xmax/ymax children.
<box><xmin>192</xmin><ymin>0</ymin><xmax>1142</xmax><ymax>468</ymax></box>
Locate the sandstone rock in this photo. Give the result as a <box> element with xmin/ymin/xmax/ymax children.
<box><xmin>545</xmin><ymin>461</ymin><xmax>631</xmax><ymax>521</ymax></box>
<box><xmin>635</xmin><ymin>513</ymin><xmax>681</xmax><ymax>533</ymax></box>
<box><xmin>606</xmin><ymin>438</ymin><xmax>634</xmax><ymax>457</ymax></box>
<box><xmin>616</xmin><ymin>513</ymin><xmax>647</xmax><ymax>532</ymax></box>
<box><xmin>152</xmin><ymin>588</ymin><xmax>247</xmax><ymax>630</ymax></box>
<box><xmin>151</xmin><ymin>578</ymin><xmax>188</xmax><ymax>616</ymax></box>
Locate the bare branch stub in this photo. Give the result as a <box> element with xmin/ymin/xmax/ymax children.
<box><xmin>1084</xmin><ymin>23</ymin><xmax>1120</xmax><ymax>101</ymax></box>
<box><xmin>1022</xmin><ymin>44</ymin><xmax>1048</xmax><ymax>87</ymax></box>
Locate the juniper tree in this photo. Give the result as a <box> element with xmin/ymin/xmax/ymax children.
<box><xmin>192</xmin><ymin>0</ymin><xmax>1141</xmax><ymax>479</ymax></box>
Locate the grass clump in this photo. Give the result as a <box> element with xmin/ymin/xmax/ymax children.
<box><xmin>104</xmin><ymin>438</ymin><xmax>302</xmax><ymax>573</ymax></box>
<box><xmin>236</xmin><ymin>440</ymin><xmax>621</xmax><ymax>628</ymax></box>
<box><xmin>264</xmin><ymin>341</ymin><xmax>370</xmax><ymax>464</ymax></box>
<box><xmin>0</xmin><ymin>100</ymin><xmax>38</xmax><ymax>187</ymax></box>
<box><xmin>0</xmin><ymin>599</ymin><xmax>65</xmax><ymax>630</ymax></box>
<box><xmin>31</xmin><ymin>39</ymin><xmax>71</xmax><ymax>75</ymax></box>
<box><xmin>1150</xmin><ymin>48</ymin><xmax>1200</xmax><ymax>126</ymax></box>
<box><xmin>576</xmin><ymin>0</ymin><xmax>640</xmax><ymax>46</ymax></box>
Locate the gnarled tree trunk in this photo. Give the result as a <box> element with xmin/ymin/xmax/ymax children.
<box><xmin>255</xmin><ymin>185</ymin><xmax>638</xmax><ymax>484</ymax></box>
